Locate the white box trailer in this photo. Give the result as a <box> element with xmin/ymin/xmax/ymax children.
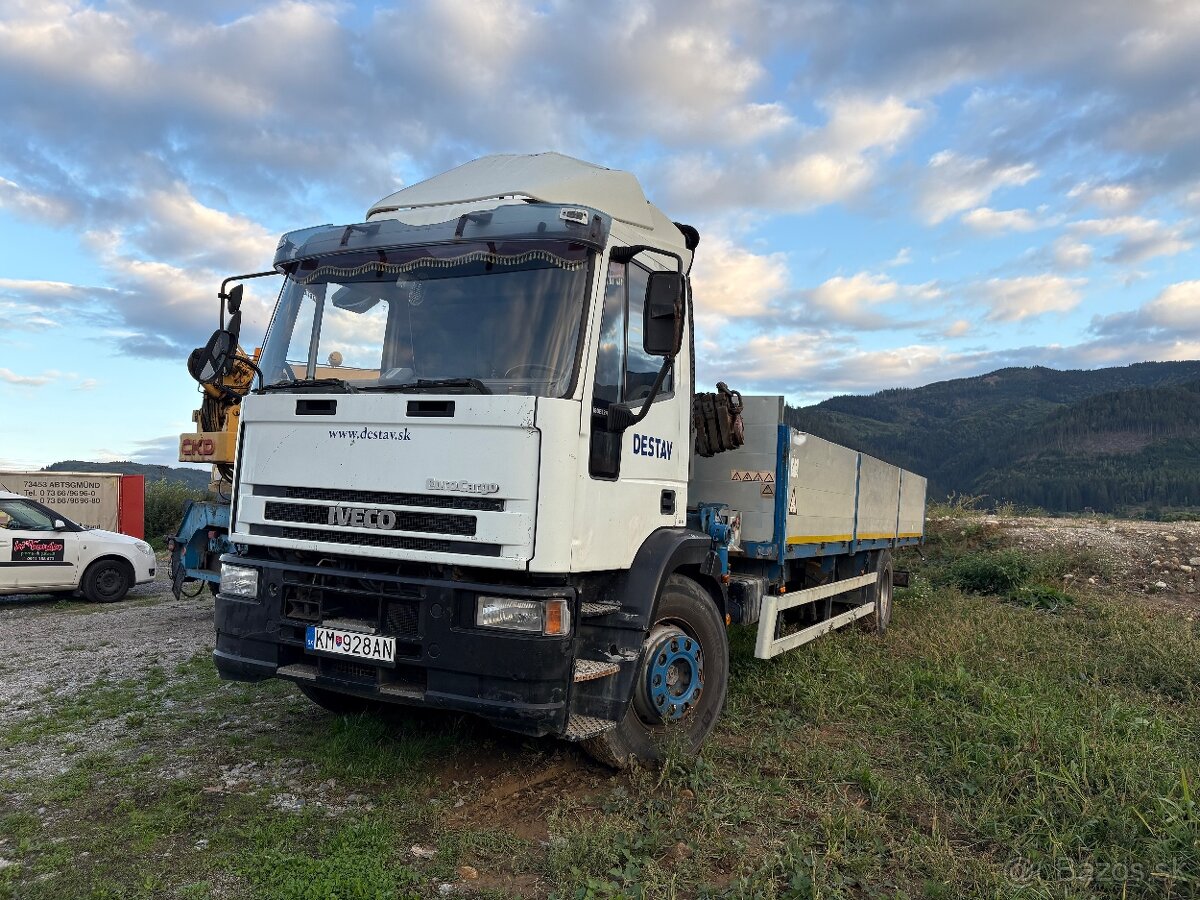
<box><xmin>690</xmin><ymin>395</ymin><xmax>926</xmax><ymax>659</ymax></box>
<box><xmin>0</xmin><ymin>471</ymin><xmax>146</xmax><ymax>537</ymax></box>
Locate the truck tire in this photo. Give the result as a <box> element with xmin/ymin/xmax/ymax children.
<box><xmin>869</xmin><ymin>550</ymin><xmax>894</xmax><ymax>636</ymax></box>
<box><xmin>81</xmin><ymin>559</ymin><xmax>132</xmax><ymax>603</ymax></box>
<box><xmin>295</xmin><ymin>683</ymin><xmax>382</xmax><ymax>716</ymax></box>
<box><xmin>583</xmin><ymin>574</ymin><xmax>728</xmax><ymax>769</ymax></box>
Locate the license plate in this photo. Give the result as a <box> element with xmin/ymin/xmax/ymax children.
<box><xmin>305</xmin><ymin>626</ymin><xmax>396</xmax><ymax>664</ymax></box>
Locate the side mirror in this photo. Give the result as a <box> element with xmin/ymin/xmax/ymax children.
<box><xmin>642</xmin><ymin>271</ymin><xmax>684</xmax><ymax>357</ymax></box>
<box><xmin>53</xmin><ymin>519</ymin><xmax>66</xmax><ymax>530</ymax></box>
<box><xmin>225</xmin><ymin>283</ymin><xmax>244</xmax><ymax>315</ymax></box>
<box><xmin>224</xmin><ymin>284</ymin><xmax>244</xmax><ymax>343</ymax></box>
<box><xmin>187</xmin><ymin>329</ymin><xmax>237</xmax><ymax>385</ymax></box>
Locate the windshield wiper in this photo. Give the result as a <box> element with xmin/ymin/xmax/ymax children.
<box><xmin>258</xmin><ymin>377</ymin><xmax>359</xmax><ymax>394</ymax></box>
<box><xmin>360</xmin><ymin>378</ymin><xmax>492</xmax><ymax>395</ymax></box>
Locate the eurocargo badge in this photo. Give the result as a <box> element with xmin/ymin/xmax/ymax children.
<box><xmin>426</xmin><ymin>479</ymin><xmax>500</xmax><ymax>495</ymax></box>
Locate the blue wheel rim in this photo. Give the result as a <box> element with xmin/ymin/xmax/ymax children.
<box><xmin>644</xmin><ymin>627</ymin><xmax>703</xmax><ymax>722</ymax></box>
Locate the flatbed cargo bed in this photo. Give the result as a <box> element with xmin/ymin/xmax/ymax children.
<box><xmin>690</xmin><ymin>395</ymin><xmax>926</xmax><ymax>562</ymax></box>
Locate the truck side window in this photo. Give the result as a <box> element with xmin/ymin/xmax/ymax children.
<box><xmin>592</xmin><ymin>260</ymin><xmax>626</xmax><ymax>406</ymax></box>
<box><xmin>625</xmin><ymin>263</ymin><xmax>673</xmax><ymax>400</ymax></box>
<box><xmin>592</xmin><ymin>259</ymin><xmax>675</xmax><ymax>408</ymax></box>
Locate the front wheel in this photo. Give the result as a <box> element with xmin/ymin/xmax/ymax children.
<box><xmin>583</xmin><ymin>574</ymin><xmax>729</xmax><ymax>769</ymax></box>
<box><xmin>81</xmin><ymin>559</ymin><xmax>131</xmax><ymax>603</ymax></box>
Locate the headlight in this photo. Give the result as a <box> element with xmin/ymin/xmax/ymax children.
<box><xmin>134</xmin><ymin>541</ymin><xmax>153</xmax><ymax>556</ymax></box>
<box><xmin>220</xmin><ymin>563</ymin><xmax>259</xmax><ymax>599</ymax></box>
<box><xmin>475</xmin><ymin>596</ymin><xmax>571</xmax><ymax>636</ymax></box>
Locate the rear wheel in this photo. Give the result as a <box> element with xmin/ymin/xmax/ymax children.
<box><xmin>865</xmin><ymin>550</ymin><xmax>894</xmax><ymax>636</ymax></box>
<box><xmin>583</xmin><ymin>574</ymin><xmax>729</xmax><ymax>769</ymax></box>
<box><xmin>81</xmin><ymin>559</ymin><xmax>131</xmax><ymax>603</ymax></box>
<box><xmin>295</xmin><ymin>683</ymin><xmax>382</xmax><ymax>715</ymax></box>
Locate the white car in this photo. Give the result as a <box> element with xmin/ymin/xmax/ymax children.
<box><xmin>0</xmin><ymin>489</ymin><xmax>156</xmax><ymax>602</ymax></box>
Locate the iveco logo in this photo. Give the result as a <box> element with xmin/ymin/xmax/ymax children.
<box><xmin>426</xmin><ymin>478</ymin><xmax>500</xmax><ymax>495</ymax></box>
<box><xmin>327</xmin><ymin>507</ymin><xmax>397</xmax><ymax>529</ymax></box>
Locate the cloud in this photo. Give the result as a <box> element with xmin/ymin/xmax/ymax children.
<box><xmin>1050</xmin><ymin>236</ymin><xmax>1094</xmax><ymax>270</ymax></box>
<box><xmin>943</xmin><ymin>319</ymin><xmax>972</xmax><ymax>338</ymax></box>
<box><xmin>1068</xmin><ymin>181</ymin><xmax>1142</xmax><ymax>213</ymax></box>
<box><xmin>0</xmin><ymin>367</ymin><xmax>56</xmax><ymax>386</ymax></box>
<box><xmin>917</xmin><ymin>151</ymin><xmax>1037</xmax><ymax>224</ymax></box>
<box><xmin>973</xmin><ymin>275</ymin><xmax>1085</xmax><ymax>322</ymax></box>
<box><xmin>0</xmin><ymin>176</ymin><xmax>73</xmax><ymax>224</ymax></box>
<box><xmin>1068</xmin><ymin>216</ymin><xmax>1192</xmax><ymax>264</ymax></box>
<box><xmin>791</xmin><ymin>1</ymin><xmax>1200</xmax><ymax>193</ymax></box>
<box><xmin>115</xmin><ymin>333</ymin><xmax>190</xmax><ymax>360</ymax></box>
<box><xmin>772</xmin><ymin>271</ymin><xmax>942</xmax><ymax>332</ymax></box>
<box><xmin>658</xmin><ymin>94</ymin><xmax>926</xmax><ymax>214</ymax></box>
<box><xmin>886</xmin><ymin>247</ymin><xmax>913</xmax><ymax>267</ymax></box>
<box><xmin>689</xmin><ymin>234</ymin><xmax>789</xmax><ymax>321</ymax></box>
<box><xmin>961</xmin><ymin>206</ymin><xmax>1041</xmax><ymax>233</ymax></box>
<box><xmin>805</xmin><ymin>272</ymin><xmax>898</xmax><ymax>329</ymax></box>
<box><xmin>1092</xmin><ymin>280</ymin><xmax>1200</xmax><ymax>340</ymax></box>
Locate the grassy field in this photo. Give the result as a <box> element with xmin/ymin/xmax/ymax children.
<box><xmin>2</xmin><ymin>516</ymin><xmax>1198</xmax><ymax>898</ymax></box>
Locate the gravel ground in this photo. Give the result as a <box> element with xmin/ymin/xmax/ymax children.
<box><xmin>0</xmin><ymin>567</ymin><xmax>215</xmax><ymax>730</ymax></box>
<box><xmin>995</xmin><ymin>515</ymin><xmax>1200</xmax><ymax>595</ymax></box>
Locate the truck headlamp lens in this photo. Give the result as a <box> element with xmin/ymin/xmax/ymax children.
<box><xmin>475</xmin><ymin>596</ymin><xmax>571</xmax><ymax>636</ymax></box>
<box><xmin>220</xmin><ymin>563</ymin><xmax>259</xmax><ymax>599</ymax></box>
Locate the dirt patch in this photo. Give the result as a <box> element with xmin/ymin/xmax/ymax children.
<box><xmin>442</xmin><ymin>752</ymin><xmax>609</xmax><ymax>842</ymax></box>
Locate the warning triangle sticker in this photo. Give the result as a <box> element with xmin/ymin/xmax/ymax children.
<box><xmin>764</xmin><ymin>472</ymin><xmax>774</xmax><ymax>483</ymax></box>
<box><xmin>752</xmin><ymin>472</ymin><xmax>763</xmax><ymax>482</ymax></box>
<box><xmin>761</xmin><ymin>484</ymin><xmax>774</xmax><ymax>497</ymax></box>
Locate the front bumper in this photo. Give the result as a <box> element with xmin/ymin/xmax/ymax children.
<box><xmin>213</xmin><ymin>554</ymin><xmax>576</xmax><ymax>737</ymax></box>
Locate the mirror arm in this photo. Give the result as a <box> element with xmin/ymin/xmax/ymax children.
<box><xmin>217</xmin><ymin>270</ymin><xmax>279</xmax><ymax>330</ymax></box>
<box><xmin>606</xmin><ymin>356</ymin><xmax>674</xmax><ymax>432</ymax></box>
<box><xmin>609</xmin><ymin>245</ymin><xmax>683</xmax><ymax>273</ymax></box>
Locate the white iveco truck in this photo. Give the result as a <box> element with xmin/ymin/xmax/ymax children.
<box><xmin>192</xmin><ymin>153</ymin><xmax>925</xmax><ymax>767</ymax></box>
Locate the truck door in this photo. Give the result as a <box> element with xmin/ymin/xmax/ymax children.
<box><xmin>0</xmin><ymin>498</ymin><xmax>80</xmax><ymax>591</ymax></box>
<box><xmin>578</xmin><ymin>256</ymin><xmax>691</xmax><ymax>570</ymax></box>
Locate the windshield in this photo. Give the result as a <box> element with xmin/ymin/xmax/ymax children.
<box><xmin>258</xmin><ymin>239</ymin><xmax>592</xmax><ymax>396</ymax></box>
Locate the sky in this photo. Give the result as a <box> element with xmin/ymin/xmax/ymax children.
<box><xmin>1</xmin><ymin>0</ymin><xmax>1199</xmax><ymax>469</ymax></box>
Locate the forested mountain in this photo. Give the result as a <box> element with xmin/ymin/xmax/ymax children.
<box><xmin>43</xmin><ymin>460</ymin><xmax>210</xmax><ymax>491</ymax></box>
<box><xmin>787</xmin><ymin>361</ymin><xmax>1200</xmax><ymax>515</ymax></box>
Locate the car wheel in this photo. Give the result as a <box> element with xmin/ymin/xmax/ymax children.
<box><xmin>81</xmin><ymin>559</ymin><xmax>132</xmax><ymax>603</ymax></box>
<box><xmin>583</xmin><ymin>574</ymin><xmax>729</xmax><ymax>769</ymax></box>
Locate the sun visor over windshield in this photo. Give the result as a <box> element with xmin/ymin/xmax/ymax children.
<box><xmin>273</xmin><ymin>204</ymin><xmax>611</xmax><ymax>272</ymax></box>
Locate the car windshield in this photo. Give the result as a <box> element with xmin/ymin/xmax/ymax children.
<box><xmin>0</xmin><ymin>499</ymin><xmax>57</xmax><ymax>530</ymax></box>
<box><xmin>258</xmin><ymin>239</ymin><xmax>593</xmax><ymax>396</ymax></box>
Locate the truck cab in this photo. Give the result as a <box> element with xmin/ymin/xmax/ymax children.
<box><xmin>207</xmin><ymin>153</ymin><xmax>921</xmax><ymax>766</ymax></box>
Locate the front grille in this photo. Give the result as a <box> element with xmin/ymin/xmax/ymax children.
<box><xmin>386</xmin><ymin>601</ymin><xmax>419</xmax><ymax>637</ymax></box>
<box><xmin>281</xmin><ymin>568</ymin><xmax>423</xmax><ymax>634</ymax></box>
<box><xmin>263</xmin><ymin>500</ymin><xmax>476</xmax><ymax>536</ymax></box>
<box><xmin>255</xmin><ymin>484</ymin><xmax>504</xmax><ymax>512</ymax></box>
<box><xmin>252</xmin><ymin>523</ymin><xmax>501</xmax><ymax>556</ymax></box>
